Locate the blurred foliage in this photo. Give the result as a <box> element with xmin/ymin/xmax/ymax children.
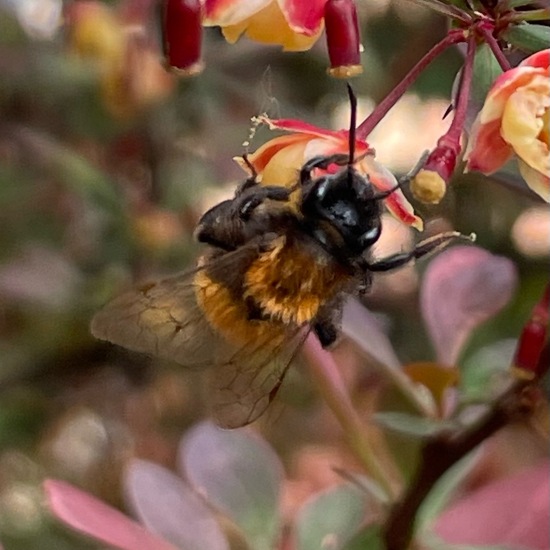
<box><xmin>0</xmin><ymin>1</ymin><xmax>547</xmax><ymax>549</ymax></box>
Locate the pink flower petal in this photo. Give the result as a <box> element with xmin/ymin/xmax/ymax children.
<box><xmin>45</xmin><ymin>480</ymin><xmax>177</xmax><ymax>550</ymax></box>
<box><xmin>204</xmin><ymin>0</ymin><xmax>271</xmax><ymax>25</ymax></box>
<box><xmin>435</xmin><ymin>461</ymin><xmax>550</xmax><ymax>550</ymax></box>
<box><xmin>260</xmin><ymin>116</ymin><xmax>352</xmax><ymax>142</ymax></box>
<box><xmin>465</xmin><ymin>117</ymin><xmax>513</xmax><ymax>174</ymax></box>
<box><xmin>479</xmin><ymin>67</ymin><xmax>546</xmax><ymax>124</ymax></box>
<box><xmin>278</xmin><ymin>0</ymin><xmax>326</xmax><ymax>34</ymax></box>
<box><xmin>520</xmin><ymin>48</ymin><xmax>550</xmax><ymax>70</ymax></box>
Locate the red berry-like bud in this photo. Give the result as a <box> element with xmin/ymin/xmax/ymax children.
<box><xmin>324</xmin><ymin>0</ymin><xmax>362</xmax><ymax>78</ymax></box>
<box><xmin>411</xmin><ymin>135</ymin><xmax>461</xmax><ymax>204</ymax></box>
<box><xmin>163</xmin><ymin>0</ymin><xmax>203</xmax><ymax>75</ymax></box>
<box><xmin>512</xmin><ymin>285</ymin><xmax>549</xmax><ymax>378</ymax></box>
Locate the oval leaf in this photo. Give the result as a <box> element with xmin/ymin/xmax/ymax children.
<box><xmin>44</xmin><ymin>479</ymin><xmax>177</xmax><ymax>550</ymax></box>
<box><xmin>179</xmin><ymin>421</ymin><xmax>284</xmax><ymax>550</ymax></box>
<box><xmin>294</xmin><ymin>484</ymin><xmax>368</xmax><ymax>550</ymax></box>
<box><xmin>434</xmin><ymin>461</ymin><xmax>550</xmax><ymax>550</ymax></box>
<box><xmin>124</xmin><ymin>459</ymin><xmax>229</xmax><ymax>550</ymax></box>
<box><xmin>502</xmin><ymin>23</ymin><xmax>550</xmax><ymax>54</ymax></box>
<box><xmin>373</xmin><ymin>412</ymin><xmax>458</xmax><ymax>439</ymax></box>
<box><xmin>420</xmin><ymin>246</ymin><xmax>518</xmax><ymax>366</ymax></box>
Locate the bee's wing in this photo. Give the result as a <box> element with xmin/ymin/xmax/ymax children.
<box><xmin>90</xmin><ymin>267</ymin><xmax>224</xmax><ymax>368</ymax></box>
<box><xmin>91</xmin><ymin>244</ymin><xmax>309</xmax><ymax>428</ymax></box>
<box><xmin>208</xmin><ymin>327</ymin><xmax>309</xmax><ymax>428</ymax></box>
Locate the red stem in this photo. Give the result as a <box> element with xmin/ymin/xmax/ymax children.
<box><xmin>441</xmin><ymin>34</ymin><xmax>476</xmax><ymax>147</ymax></box>
<box><xmin>356</xmin><ymin>29</ymin><xmax>467</xmax><ymax>141</ymax></box>
<box><xmin>477</xmin><ymin>22</ymin><xmax>512</xmax><ymax>71</ymax></box>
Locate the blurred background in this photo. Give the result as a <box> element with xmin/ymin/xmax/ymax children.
<box><xmin>0</xmin><ymin>0</ymin><xmax>548</xmax><ymax>548</ymax></box>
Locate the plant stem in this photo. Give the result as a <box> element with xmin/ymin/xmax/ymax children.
<box><xmin>302</xmin><ymin>336</ymin><xmax>401</xmax><ymax>500</ymax></box>
<box><xmin>442</xmin><ymin>34</ymin><xmax>476</xmax><ymax>146</ymax></box>
<box><xmin>477</xmin><ymin>22</ymin><xmax>512</xmax><ymax>71</ymax></box>
<box><xmin>382</xmin><ymin>378</ymin><xmax>533</xmax><ymax>550</ymax></box>
<box><xmin>356</xmin><ymin>29</ymin><xmax>467</xmax><ymax>140</ymax></box>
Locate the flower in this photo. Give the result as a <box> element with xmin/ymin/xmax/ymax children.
<box><xmin>237</xmin><ymin>116</ymin><xmax>423</xmax><ymax>229</ymax></box>
<box><xmin>203</xmin><ymin>0</ymin><xmax>327</xmax><ymax>52</ymax></box>
<box><xmin>66</xmin><ymin>1</ymin><xmax>174</xmax><ymax>117</ymax></box>
<box><xmin>465</xmin><ymin>49</ymin><xmax>550</xmax><ymax>202</ymax></box>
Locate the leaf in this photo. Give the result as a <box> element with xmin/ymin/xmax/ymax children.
<box><xmin>420</xmin><ymin>246</ymin><xmax>518</xmax><ymax>366</ymax></box>
<box><xmin>179</xmin><ymin>421</ymin><xmax>284</xmax><ymax>550</ymax></box>
<box><xmin>341</xmin><ymin>297</ymin><xmax>401</xmax><ymax>370</ymax></box>
<box><xmin>466</xmin><ymin>44</ymin><xmax>503</xmax><ymax>130</ymax></box>
<box><xmin>294</xmin><ymin>484</ymin><xmax>369</xmax><ymax>550</ymax></box>
<box><xmin>502</xmin><ymin>23</ymin><xmax>550</xmax><ymax>53</ymax></box>
<box><xmin>44</xmin><ymin>479</ymin><xmax>177</xmax><ymax>550</ymax></box>
<box><xmin>459</xmin><ymin>339</ymin><xmax>516</xmax><ymax>403</ymax></box>
<box><xmin>374</xmin><ymin>412</ymin><xmax>458</xmax><ymax>438</ymax></box>
<box><xmin>404</xmin><ymin>0</ymin><xmax>472</xmax><ymax>22</ymax></box>
<box><xmin>124</xmin><ymin>459</ymin><xmax>229</xmax><ymax>550</ymax></box>
<box><xmin>432</xmin><ymin>462</ymin><xmax>550</xmax><ymax>549</ymax></box>
<box><xmin>343</xmin><ymin>524</ymin><xmax>385</xmax><ymax>550</ymax></box>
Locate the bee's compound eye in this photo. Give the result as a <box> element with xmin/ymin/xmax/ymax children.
<box><xmin>359</xmin><ymin>226</ymin><xmax>381</xmax><ymax>248</ymax></box>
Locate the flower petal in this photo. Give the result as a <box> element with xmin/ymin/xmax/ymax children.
<box><xmin>278</xmin><ymin>0</ymin><xmax>326</xmax><ymax>34</ymax></box>
<box><xmin>45</xmin><ymin>480</ymin><xmax>177</xmax><ymax>550</ymax></box>
<box><xmin>203</xmin><ymin>0</ymin><xmax>271</xmax><ymax>26</ymax></box>
<box><xmin>465</xmin><ymin>117</ymin><xmax>513</xmax><ymax>174</ymax></box>
<box><xmin>518</xmin><ymin>159</ymin><xmax>550</xmax><ymax>201</ymax></box>
<box><xmin>501</xmin><ymin>76</ymin><xmax>550</xmax><ymax>175</ymax></box>
<box><xmin>359</xmin><ymin>156</ymin><xmax>423</xmax><ymax>229</ymax></box>
<box><xmin>479</xmin><ymin>67</ymin><xmax>545</xmax><ymax>124</ymax></box>
<box><xmin>520</xmin><ymin>49</ymin><xmax>550</xmax><ymax>70</ymax></box>
<box><xmin>261</xmin><ymin>116</ymin><xmax>352</xmax><ymax>142</ymax></box>
<box><xmin>219</xmin><ymin>2</ymin><xmax>322</xmax><ymax>51</ymax></box>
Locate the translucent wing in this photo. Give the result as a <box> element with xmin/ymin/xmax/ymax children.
<box><xmin>91</xmin><ymin>245</ymin><xmax>308</xmax><ymax>427</ymax></box>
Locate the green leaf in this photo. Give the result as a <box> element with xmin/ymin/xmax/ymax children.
<box><xmin>502</xmin><ymin>23</ymin><xmax>550</xmax><ymax>53</ymax></box>
<box><xmin>180</xmin><ymin>422</ymin><xmax>284</xmax><ymax>550</ymax></box>
<box><xmin>295</xmin><ymin>484</ymin><xmax>369</xmax><ymax>550</ymax></box>
<box><xmin>374</xmin><ymin>412</ymin><xmax>458</xmax><ymax>438</ymax></box>
<box><xmin>404</xmin><ymin>0</ymin><xmax>471</xmax><ymax>22</ymax></box>
<box><xmin>343</xmin><ymin>524</ymin><xmax>385</xmax><ymax>550</ymax></box>
<box><xmin>471</xmin><ymin>44</ymin><xmax>503</xmax><ymax>108</ymax></box>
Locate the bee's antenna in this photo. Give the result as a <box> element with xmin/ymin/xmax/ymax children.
<box><xmin>346</xmin><ymin>84</ymin><xmax>357</xmax><ymax>166</ymax></box>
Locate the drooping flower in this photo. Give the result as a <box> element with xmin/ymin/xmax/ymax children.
<box><xmin>200</xmin><ymin>0</ymin><xmax>362</xmax><ymax>77</ymax></box>
<box><xmin>66</xmin><ymin>1</ymin><xmax>174</xmax><ymax>117</ymax></box>
<box><xmin>465</xmin><ymin>49</ymin><xmax>550</xmax><ymax>202</ymax></box>
<box><xmin>237</xmin><ymin>116</ymin><xmax>423</xmax><ymax>229</ymax></box>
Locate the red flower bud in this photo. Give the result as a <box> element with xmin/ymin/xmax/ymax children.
<box><xmin>512</xmin><ymin>285</ymin><xmax>549</xmax><ymax>378</ymax></box>
<box><xmin>411</xmin><ymin>135</ymin><xmax>461</xmax><ymax>204</ymax></box>
<box><xmin>162</xmin><ymin>0</ymin><xmax>203</xmax><ymax>75</ymax></box>
<box><xmin>324</xmin><ymin>0</ymin><xmax>362</xmax><ymax>78</ymax></box>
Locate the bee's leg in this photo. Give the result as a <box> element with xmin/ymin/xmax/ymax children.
<box><xmin>365</xmin><ymin>231</ymin><xmax>469</xmax><ymax>271</ymax></box>
<box><xmin>312</xmin><ymin>304</ymin><xmax>342</xmax><ymax>348</ymax></box>
<box><xmin>237</xmin><ymin>185</ymin><xmax>293</xmax><ymax>219</ymax></box>
<box><xmin>299</xmin><ymin>154</ymin><xmax>349</xmax><ymax>185</ymax></box>
<box><xmin>235</xmin><ymin>154</ymin><xmax>261</xmax><ymax>195</ymax></box>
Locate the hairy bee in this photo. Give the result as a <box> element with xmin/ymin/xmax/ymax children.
<box><xmin>91</xmin><ymin>87</ymin><xmax>463</xmax><ymax>428</ymax></box>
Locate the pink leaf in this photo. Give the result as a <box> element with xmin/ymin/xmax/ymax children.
<box><xmin>421</xmin><ymin>246</ymin><xmax>518</xmax><ymax>366</ymax></box>
<box><xmin>124</xmin><ymin>460</ymin><xmax>229</xmax><ymax>550</ymax></box>
<box><xmin>45</xmin><ymin>480</ymin><xmax>177</xmax><ymax>550</ymax></box>
<box><xmin>434</xmin><ymin>461</ymin><xmax>550</xmax><ymax>550</ymax></box>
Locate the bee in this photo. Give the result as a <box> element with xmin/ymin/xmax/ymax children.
<box><xmin>91</xmin><ymin>86</ymin><xmax>464</xmax><ymax>428</ymax></box>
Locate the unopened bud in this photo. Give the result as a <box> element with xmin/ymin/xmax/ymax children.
<box><xmin>512</xmin><ymin>285</ymin><xmax>549</xmax><ymax>378</ymax></box>
<box><xmin>163</xmin><ymin>0</ymin><xmax>203</xmax><ymax>76</ymax></box>
<box><xmin>324</xmin><ymin>0</ymin><xmax>363</xmax><ymax>78</ymax></box>
<box><xmin>411</xmin><ymin>138</ymin><xmax>461</xmax><ymax>204</ymax></box>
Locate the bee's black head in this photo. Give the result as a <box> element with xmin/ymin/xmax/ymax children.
<box><xmin>299</xmin><ymin>85</ymin><xmax>389</xmax><ymax>263</ymax></box>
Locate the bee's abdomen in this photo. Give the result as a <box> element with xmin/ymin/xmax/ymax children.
<box><xmin>243</xmin><ymin>236</ymin><xmax>348</xmax><ymax>325</ymax></box>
